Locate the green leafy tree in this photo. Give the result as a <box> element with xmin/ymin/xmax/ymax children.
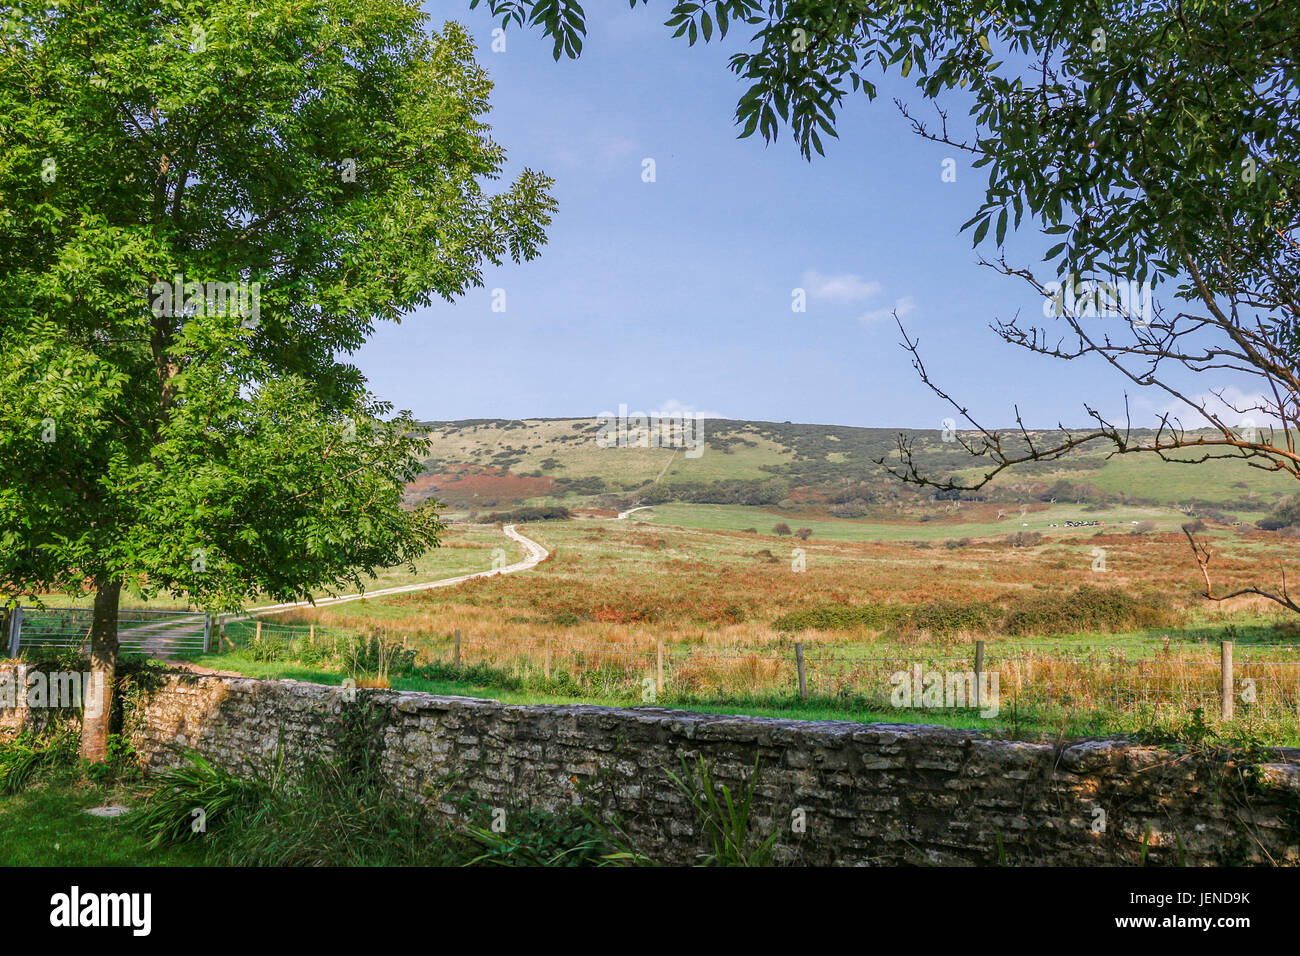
<box><xmin>0</xmin><ymin>0</ymin><xmax>556</xmax><ymax>760</ymax></box>
<box><xmin>481</xmin><ymin>0</ymin><xmax>1300</xmax><ymax>611</ymax></box>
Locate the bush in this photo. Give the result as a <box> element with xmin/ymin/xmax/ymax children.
<box><xmin>793</xmin><ymin>528</ymin><xmax>813</xmax><ymax>540</ymax></box>
<box><xmin>1002</xmin><ymin>586</ymin><xmax>1175</xmax><ymax>636</ymax></box>
<box><xmin>776</xmin><ymin>587</ymin><xmax>1174</xmax><ymax>638</ymax></box>
<box><xmin>773</xmin><ymin>601</ymin><xmax>996</xmax><ymax>635</ymax></box>
<box><xmin>484</xmin><ymin>505</ymin><xmax>572</xmax><ymax>523</ymax></box>
<box><xmin>907</xmin><ymin>600</ymin><xmax>999</xmax><ymax>635</ymax></box>
<box><xmin>773</xmin><ymin>603</ymin><xmax>904</xmax><ymax>632</ymax></box>
<box><xmin>1005</xmin><ymin>531</ymin><xmax>1042</xmax><ymax>547</ymax></box>
<box><xmin>772</xmin><ymin>523</ymin><xmax>792</xmax><ymax>536</ymax></box>
<box><xmin>1257</xmin><ymin>496</ymin><xmax>1300</xmax><ymax>531</ymax></box>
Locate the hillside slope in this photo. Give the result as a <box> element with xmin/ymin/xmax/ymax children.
<box><xmin>410</xmin><ymin>417</ymin><xmax>1293</xmax><ymax>516</ymax></box>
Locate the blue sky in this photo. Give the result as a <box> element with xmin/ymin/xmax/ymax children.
<box><xmin>354</xmin><ymin>4</ymin><xmax>1210</xmax><ymax>430</ymax></box>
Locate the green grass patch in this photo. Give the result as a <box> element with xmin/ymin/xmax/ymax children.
<box><xmin>0</xmin><ymin>769</ymin><xmax>204</xmax><ymax>866</ymax></box>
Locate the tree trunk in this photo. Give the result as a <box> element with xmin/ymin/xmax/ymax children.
<box><xmin>80</xmin><ymin>580</ymin><xmax>120</xmax><ymax>764</ymax></box>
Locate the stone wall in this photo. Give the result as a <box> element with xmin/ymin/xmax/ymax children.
<box><xmin>4</xmin><ymin>667</ymin><xmax>1299</xmax><ymax>865</ymax></box>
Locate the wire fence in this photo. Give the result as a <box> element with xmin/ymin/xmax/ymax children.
<box><xmin>222</xmin><ymin>617</ymin><xmax>1300</xmax><ymax>724</ymax></box>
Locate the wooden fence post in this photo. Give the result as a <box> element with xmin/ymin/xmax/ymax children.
<box><xmin>309</xmin><ymin>624</ymin><xmax>315</xmax><ymax>645</ymax></box>
<box><xmin>255</xmin><ymin>620</ymin><xmax>262</xmax><ymax>643</ymax></box>
<box><xmin>1221</xmin><ymin>640</ymin><xmax>1234</xmax><ymax>721</ymax></box>
<box><xmin>795</xmin><ymin>642</ymin><xmax>807</xmax><ymax>699</ymax></box>
<box><xmin>656</xmin><ymin>641</ymin><xmax>665</xmax><ymax>696</ymax></box>
<box><xmin>454</xmin><ymin>628</ymin><xmax>461</xmax><ymax>665</ymax></box>
<box><xmin>974</xmin><ymin>640</ymin><xmax>986</xmax><ymax>709</ymax></box>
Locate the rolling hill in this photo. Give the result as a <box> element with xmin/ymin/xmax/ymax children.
<box><xmin>410</xmin><ymin>418</ymin><xmax>1295</xmax><ymax>522</ymax></box>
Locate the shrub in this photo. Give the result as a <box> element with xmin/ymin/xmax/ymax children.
<box><xmin>907</xmin><ymin>600</ymin><xmax>999</xmax><ymax>635</ymax></box>
<box><xmin>772</xmin><ymin>523</ymin><xmax>792</xmax><ymax>536</ymax></box>
<box><xmin>775</xmin><ymin>588</ymin><xmax>1173</xmax><ymax>638</ymax></box>
<box><xmin>484</xmin><ymin>505</ymin><xmax>572</xmax><ymax>523</ymax></box>
<box><xmin>1002</xmin><ymin>586</ymin><xmax>1175</xmax><ymax>636</ymax></box>
<box><xmin>1005</xmin><ymin>531</ymin><xmax>1042</xmax><ymax>547</ymax></box>
<box><xmin>1257</xmin><ymin>496</ymin><xmax>1300</xmax><ymax>531</ymax></box>
<box><xmin>772</xmin><ymin>603</ymin><xmax>905</xmax><ymax>632</ymax></box>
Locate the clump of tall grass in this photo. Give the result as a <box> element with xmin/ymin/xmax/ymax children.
<box><xmin>246</xmin><ymin>630</ymin><xmax>416</xmax><ymax>685</ymax></box>
<box><xmin>131</xmin><ymin>700</ymin><xmax>608</xmax><ymax>866</ymax></box>
<box><xmin>0</xmin><ymin>724</ymin><xmax>79</xmax><ymax>795</ymax></box>
<box><xmin>459</xmin><ymin>807</ymin><xmax>609</xmax><ymax>866</ymax></box>
<box><xmin>132</xmin><ymin>734</ymin><xmax>454</xmax><ymax>865</ymax></box>
<box><xmin>133</xmin><ymin>750</ymin><xmax>278</xmax><ymax>849</ymax></box>
<box><xmin>665</xmin><ymin>755</ymin><xmax>779</xmax><ymax>866</ymax></box>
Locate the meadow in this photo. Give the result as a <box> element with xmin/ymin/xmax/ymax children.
<box><xmin>25</xmin><ymin>523</ymin><xmax>519</xmax><ymax>612</ymax></box>
<box><xmin>197</xmin><ymin>506</ymin><xmax>1300</xmax><ymax>745</ymax></box>
<box><xmin>26</xmin><ymin>416</ymin><xmax>1300</xmax><ymax>746</ymax></box>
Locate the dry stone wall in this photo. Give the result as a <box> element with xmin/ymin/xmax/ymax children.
<box><xmin>4</xmin><ymin>667</ymin><xmax>1299</xmax><ymax>865</ymax></box>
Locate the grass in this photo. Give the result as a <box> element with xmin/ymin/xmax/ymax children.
<box><xmin>1083</xmin><ymin>452</ymin><xmax>1297</xmax><ymax>506</ymax></box>
<box><xmin>0</xmin><ymin>770</ymin><xmax>206</xmax><ymax>866</ymax></box>
<box><xmin>189</xmin><ymin>640</ymin><xmax>1300</xmax><ymax>745</ymax></box>
<box><xmin>251</xmin><ymin>516</ymin><xmax>1296</xmax><ymax>646</ymax></box>
<box><xmin>27</xmin><ymin>523</ymin><xmax>520</xmax><ymax>612</ymax></box>
<box><xmin>422</xmin><ymin>417</ymin><xmax>793</xmax><ymax>485</ymax></box>
<box><xmin>627</xmin><ymin>501</ymin><xmax>1200</xmax><ymax>542</ymax></box>
<box><xmin>420</xmin><ymin>418</ymin><xmax>1298</xmax><ymax>508</ymax></box>
<box><xmin>199</xmin><ymin>513</ymin><xmax>1300</xmax><ymax>745</ymax></box>
<box><xmin>0</xmin><ymin>738</ymin><xmax>605</xmax><ymax>868</ymax></box>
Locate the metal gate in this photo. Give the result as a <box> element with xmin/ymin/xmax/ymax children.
<box><xmin>6</xmin><ymin>606</ymin><xmax>211</xmax><ymax>657</ymax></box>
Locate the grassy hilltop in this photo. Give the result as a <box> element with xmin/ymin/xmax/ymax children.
<box><xmin>412</xmin><ymin>417</ymin><xmax>1293</xmax><ymax>519</ymax></box>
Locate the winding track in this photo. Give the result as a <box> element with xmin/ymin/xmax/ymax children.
<box><xmin>244</xmin><ymin>523</ymin><xmax>549</xmax><ymax>618</ymax></box>
<box><xmin>21</xmin><ymin>526</ymin><xmax>549</xmax><ymax>661</ymax></box>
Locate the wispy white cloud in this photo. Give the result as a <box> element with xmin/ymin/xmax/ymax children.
<box><xmin>801</xmin><ymin>269</ymin><xmax>881</xmax><ymax>302</ymax></box>
<box><xmin>859</xmin><ymin>295</ymin><xmax>916</xmax><ymax>325</ymax></box>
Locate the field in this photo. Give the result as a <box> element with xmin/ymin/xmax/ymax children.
<box><xmin>246</xmin><ymin>512</ymin><xmax>1291</xmax><ymax>636</ymax></box>
<box><xmin>200</xmin><ymin>502</ymin><xmax>1300</xmax><ymax>745</ymax></box>
<box><xmin>28</xmin><ymin>523</ymin><xmax>520</xmax><ymax>612</ymax></box>
<box><xmin>26</xmin><ymin>416</ymin><xmax>1300</xmax><ymax>745</ymax></box>
<box><xmin>621</xmin><ymin>500</ymin><xmax>1200</xmax><ymax>540</ymax></box>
